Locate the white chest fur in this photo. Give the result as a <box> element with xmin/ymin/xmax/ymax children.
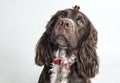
<box><xmin>50</xmin><ymin>49</ymin><xmax>76</xmax><ymax>83</ymax></box>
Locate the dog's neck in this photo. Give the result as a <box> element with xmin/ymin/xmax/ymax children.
<box><xmin>54</xmin><ymin>48</ymin><xmax>66</xmax><ymax>58</ymax></box>
<box><xmin>53</xmin><ymin>48</ymin><xmax>67</xmax><ymax>67</ymax></box>
<box><xmin>50</xmin><ymin>48</ymin><xmax>76</xmax><ymax>83</ymax></box>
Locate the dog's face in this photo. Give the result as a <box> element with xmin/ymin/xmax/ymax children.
<box><xmin>51</xmin><ymin>9</ymin><xmax>89</xmax><ymax>48</ymax></box>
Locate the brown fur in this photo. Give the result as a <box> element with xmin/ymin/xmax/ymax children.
<box><xmin>35</xmin><ymin>5</ymin><xmax>99</xmax><ymax>83</ymax></box>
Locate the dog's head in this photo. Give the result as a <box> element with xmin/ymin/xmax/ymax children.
<box><xmin>35</xmin><ymin>5</ymin><xmax>99</xmax><ymax>78</ymax></box>
<box><xmin>51</xmin><ymin>8</ymin><xmax>86</xmax><ymax>48</ymax></box>
<box><xmin>48</xmin><ymin>6</ymin><xmax>93</xmax><ymax>49</ymax></box>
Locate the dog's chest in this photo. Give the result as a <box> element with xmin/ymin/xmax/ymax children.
<box><xmin>50</xmin><ymin>49</ymin><xmax>76</xmax><ymax>83</ymax></box>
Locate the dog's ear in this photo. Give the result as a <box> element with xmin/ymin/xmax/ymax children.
<box><xmin>35</xmin><ymin>14</ymin><xmax>58</xmax><ymax>66</ymax></box>
<box><xmin>35</xmin><ymin>31</ymin><xmax>52</xmax><ymax>66</ymax></box>
<box><xmin>76</xmin><ymin>21</ymin><xmax>99</xmax><ymax>78</ymax></box>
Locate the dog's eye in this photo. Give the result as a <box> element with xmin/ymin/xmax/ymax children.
<box><xmin>77</xmin><ymin>20</ymin><xmax>83</xmax><ymax>26</ymax></box>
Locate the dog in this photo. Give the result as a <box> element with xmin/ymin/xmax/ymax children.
<box><xmin>35</xmin><ymin>5</ymin><xmax>99</xmax><ymax>83</ymax></box>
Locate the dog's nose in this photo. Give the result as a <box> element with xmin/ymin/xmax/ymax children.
<box><xmin>58</xmin><ymin>18</ymin><xmax>73</xmax><ymax>29</ymax></box>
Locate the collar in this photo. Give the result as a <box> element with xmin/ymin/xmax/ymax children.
<box><xmin>53</xmin><ymin>59</ymin><xmax>61</xmax><ymax>65</ymax></box>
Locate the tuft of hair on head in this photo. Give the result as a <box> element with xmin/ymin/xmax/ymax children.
<box><xmin>73</xmin><ymin>5</ymin><xmax>80</xmax><ymax>11</ymax></box>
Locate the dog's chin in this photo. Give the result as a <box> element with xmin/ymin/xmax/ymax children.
<box><xmin>55</xmin><ymin>36</ymin><xmax>68</xmax><ymax>48</ymax></box>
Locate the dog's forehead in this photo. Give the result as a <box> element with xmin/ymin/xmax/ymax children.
<box><xmin>62</xmin><ymin>9</ymin><xmax>85</xmax><ymax>18</ymax></box>
<box><xmin>57</xmin><ymin>8</ymin><xmax>83</xmax><ymax>16</ymax></box>
<box><xmin>64</xmin><ymin>9</ymin><xmax>80</xmax><ymax>13</ymax></box>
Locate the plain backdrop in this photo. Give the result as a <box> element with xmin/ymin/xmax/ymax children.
<box><xmin>0</xmin><ymin>0</ymin><xmax>120</xmax><ymax>83</ymax></box>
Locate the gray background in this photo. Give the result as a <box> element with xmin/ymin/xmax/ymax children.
<box><xmin>0</xmin><ymin>0</ymin><xmax>120</xmax><ymax>83</ymax></box>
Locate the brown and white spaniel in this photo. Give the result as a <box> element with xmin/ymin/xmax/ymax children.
<box><xmin>35</xmin><ymin>5</ymin><xmax>99</xmax><ymax>83</ymax></box>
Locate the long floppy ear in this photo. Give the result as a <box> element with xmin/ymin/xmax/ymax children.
<box><xmin>76</xmin><ymin>21</ymin><xmax>99</xmax><ymax>78</ymax></box>
<box><xmin>35</xmin><ymin>15</ymin><xmax>58</xmax><ymax>66</ymax></box>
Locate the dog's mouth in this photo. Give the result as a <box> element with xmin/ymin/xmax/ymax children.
<box><xmin>55</xmin><ymin>35</ymin><xmax>68</xmax><ymax>48</ymax></box>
